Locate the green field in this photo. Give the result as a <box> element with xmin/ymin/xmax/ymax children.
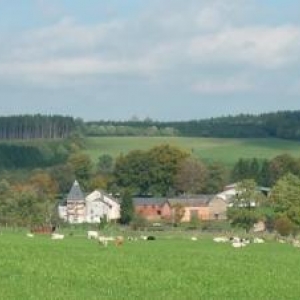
<box><xmin>1</xmin><ymin>231</ymin><xmax>300</xmax><ymax>299</ymax></box>
<box><xmin>84</xmin><ymin>137</ymin><xmax>300</xmax><ymax>166</ymax></box>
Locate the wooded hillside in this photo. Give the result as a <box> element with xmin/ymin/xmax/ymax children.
<box><xmin>84</xmin><ymin>110</ymin><xmax>300</xmax><ymax>141</ymax></box>
<box><xmin>0</xmin><ymin>115</ymin><xmax>76</xmax><ymax>140</ymax></box>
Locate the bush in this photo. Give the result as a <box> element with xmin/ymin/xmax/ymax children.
<box><xmin>131</xmin><ymin>214</ymin><xmax>148</xmax><ymax>231</ymax></box>
<box><xmin>274</xmin><ymin>215</ymin><xmax>295</xmax><ymax>236</ymax></box>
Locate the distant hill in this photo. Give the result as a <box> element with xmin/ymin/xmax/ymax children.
<box><xmin>1</xmin><ymin>110</ymin><xmax>300</xmax><ymax>142</ymax></box>
<box><xmin>84</xmin><ymin>110</ymin><xmax>300</xmax><ymax>141</ymax></box>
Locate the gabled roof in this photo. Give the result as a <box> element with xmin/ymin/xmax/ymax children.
<box><xmin>168</xmin><ymin>195</ymin><xmax>215</xmax><ymax>207</ymax></box>
<box><xmin>86</xmin><ymin>190</ymin><xmax>120</xmax><ymax>208</ymax></box>
<box><xmin>66</xmin><ymin>180</ymin><xmax>85</xmax><ymax>202</ymax></box>
<box><xmin>133</xmin><ymin>197</ymin><xmax>167</xmax><ymax>206</ymax></box>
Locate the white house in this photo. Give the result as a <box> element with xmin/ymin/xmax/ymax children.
<box><xmin>216</xmin><ymin>183</ymin><xmax>270</xmax><ymax>208</ymax></box>
<box><xmin>58</xmin><ymin>181</ymin><xmax>120</xmax><ymax>224</ymax></box>
<box><xmin>85</xmin><ymin>190</ymin><xmax>120</xmax><ymax>223</ymax></box>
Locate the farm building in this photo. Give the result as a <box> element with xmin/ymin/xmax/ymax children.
<box><xmin>168</xmin><ymin>195</ymin><xmax>214</xmax><ymax>222</ymax></box>
<box><xmin>133</xmin><ymin>198</ymin><xmax>171</xmax><ymax>221</ymax></box>
<box><xmin>58</xmin><ymin>181</ymin><xmax>120</xmax><ymax>224</ymax></box>
<box><xmin>134</xmin><ymin>195</ymin><xmax>225</xmax><ymax>222</ymax></box>
<box><xmin>217</xmin><ymin>183</ymin><xmax>271</xmax><ymax>208</ymax></box>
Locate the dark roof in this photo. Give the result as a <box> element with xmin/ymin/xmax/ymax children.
<box><xmin>95</xmin><ymin>189</ymin><xmax>120</xmax><ymax>204</ymax></box>
<box><xmin>168</xmin><ymin>195</ymin><xmax>215</xmax><ymax>207</ymax></box>
<box><xmin>133</xmin><ymin>197</ymin><xmax>167</xmax><ymax>206</ymax></box>
<box><xmin>66</xmin><ymin>180</ymin><xmax>85</xmax><ymax>202</ymax></box>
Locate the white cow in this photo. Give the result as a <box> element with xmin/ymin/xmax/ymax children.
<box><xmin>26</xmin><ymin>233</ymin><xmax>34</xmax><ymax>238</ymax></box>
<box><xmin>51</xmin><ymin>233</ymin><xmax>64</xmax><ymax>240</ymax></box>
<box><xmin>87</xmin><ymin>231</ymin><xmax>99</xmax><ymax>239</ymax></box>
<box><xmin>213</xmin><ymin>237</ymin><xmax>229</xmax><ymax>243</ymax></box>
<box><xmin>232</xmin><ymin>241</ymin><xmax>247</xmax><ymax>248</ymax></box>
<box><xmin>253</xmin><ymin>237</ymin><xmax>265</xmax><ymax>244</ymax></box>
<box><xmin>98</xmin><ymin>236</ymin><xmax>115</xmax><ymax>247</ymax></box>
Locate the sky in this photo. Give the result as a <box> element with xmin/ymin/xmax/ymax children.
<box><xmin>0</xmin><ymin>0</ymin><xmax>300</xmax><ymax>121</ymax></box>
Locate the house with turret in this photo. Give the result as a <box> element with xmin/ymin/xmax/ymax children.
<box><xmin>58</xmin><ymin>180</ymin><xmax>120</xmax><ymax>224</ymax></box>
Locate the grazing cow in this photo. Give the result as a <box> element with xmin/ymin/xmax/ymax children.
<box><xmin>253</xmin><ymin>237</ymin><xmax>265</xmax><ymax>244</ymax></box>
<box><xmin>191</xmin><ymin>237</ymin><xmax>198</xmax><ymax>241</ymax></box>
<box><xmin>115</xmin><ymin>236</ymin><xmax>124</xmax><ymax>246</ymax></box>
<box><xmin>232</xmin><ymin>241</ymin><xmax>247</xmax><ymax>248</ymax></box>
<box><xmin>51</xmin><ymin>233</ymin><xmax>64</xmax><ymax>240</ymax></box>
<box><xmin>147</xmin><ymin>236</ymin><xmax>156</xmax><ymax>241</ymax></box>
<box><xmin>98</xmin><ymin>236</ymin><xmax>108</xmax><ymax>247</ymax></box>
<box><xmin>98</xmin><ymin>236</ymin><xmax>115</xmax><ymax>247</ymax></box>
<box><xmin>278</xmin><ymin>238</ymin><xmax>286</xmax><ymax>244</ymax></box>
<box><xmin>213</xmin><ymin>237</ymin><xmax>229</xmax><ymax>243</ymax></box>
<box><xmin>26</xmin><ymin>233</ymin><xmax>34</xmax><ymax>238</ymax></box>
<box><xmin>229</xmin><ymin>236</ymin><xmax>242</xmax><ymax>243</ymax></box>
<box><xmin>292</xmin><ymin>240</ymin><xmax>300</xmax><ymax>248</ymax></box>
<box><xmin>87</xmin><ymin>231</ymin><xmax>99</xmax><ymax>239</ymax></box>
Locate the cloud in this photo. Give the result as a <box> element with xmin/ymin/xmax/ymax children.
<box><xmin>192</xmin><ymin>77</ymin><xmax>254</xmax><ymax>95</ymax></box>
<box><xmin>188</xmin><ymin>25</ymin><xmax>300</xmax><ymax>68</ymax></box>
<box><xmin>1</xmin><ymin>0</ymin><xmax>300</xmax><ymax>91</ymax></box>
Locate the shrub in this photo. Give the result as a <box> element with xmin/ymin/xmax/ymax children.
<box><xmin>274</xmin><ymin>215</ymin><xmax>295</xmax><ymax>236</ymax></box>
<box><xmin>131</xmin><ymin>214</ymin><xmax>148</xmax><ymax>231</ymax></box>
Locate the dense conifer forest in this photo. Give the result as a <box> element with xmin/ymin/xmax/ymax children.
<box><xmin>0</xmin><ymin>115</ymin><xmax>76</xmax><ymax>140</ymax></box>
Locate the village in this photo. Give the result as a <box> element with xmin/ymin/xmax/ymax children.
<box><xmin>58</xmin><ymin>180</ymin><xmax>269</xmax><ymax>229</ymax></box>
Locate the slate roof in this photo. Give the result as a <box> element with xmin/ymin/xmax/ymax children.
<box><xmin>66</xmin><ymin>180</ymin><xmax>85</xmax><ymax>202</ymax></box>
<box><xmin>133</xmin><ymin>197</ymin><xmax>167</xmax><ymax>206</ymax></box>
<box><xmin>168</xmin><ymin>195</ymin><xmax>215</xmax><ymax>207</ymax></box>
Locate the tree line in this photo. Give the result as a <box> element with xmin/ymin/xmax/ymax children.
<box><xmin>0</xmin><ymin>115</ymin><xmax>77</xmax><ymax>140</ymax></box>
<box><xmin>1</xmin><ymin>111</ymin><xmax>300</xmax><ymax>141</ymax></box>
<box><xmin>84</xmin><ymin>110</ymin><xmax>300</xmax><ymax>140</ymax></box>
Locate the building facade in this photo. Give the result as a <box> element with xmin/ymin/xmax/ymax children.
<box><xmin>58</xmin><ymin>181</ymin><xmax>120</xmax><ymax>224</ymax></box>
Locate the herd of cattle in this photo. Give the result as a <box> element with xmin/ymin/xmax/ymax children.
<box><xmin>25</xmin><ymin>230</ymin><xmax>156</xmax><ymax>247</ymax></box>
<box><xmin>23</xmin><ymin>230</ymin><xmax>300</xmax><ymax>249</ymax></box>
<box><xmin>213</xmin><ymin>236</ymin><xmax>265</xmax><ymax>248</ymax></box>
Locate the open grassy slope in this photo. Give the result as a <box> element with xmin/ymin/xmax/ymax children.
<box><xmin>84</xmin><ymin>137</ymin><xmax>300</xmax><ymax>166</ymax></box>
<box><xmin>1</xmin><ymin>232</ymin><xmax>300</xmax><ymax>300</ymax></box>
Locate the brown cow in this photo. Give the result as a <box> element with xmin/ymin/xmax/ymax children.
<box><xmin>115</xmin><ymin>236</ymin><xmax>124</xmax><ymax>246</ymax></box>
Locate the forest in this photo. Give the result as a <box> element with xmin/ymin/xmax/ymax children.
<box><xmin>1</xmin><ymin>110</ymin><xmax>300</xmax><ymax>141</ymax></box>
<box><xmin>0</xmin><ymin>115</ymin><xmax>77</xmax><ymax>140</ymax></box>
<box><xmin>84</xmin><ymin>110</ymin><xmax>300</xmax><ymax>140</ymax></box>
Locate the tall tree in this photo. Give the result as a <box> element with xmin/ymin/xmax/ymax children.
<box><xmin>68</xmin><ymin>153</ymin><xmax>92</xmax><ymax>188</ymax></box>
<box><xmin>148</xmin><ymin>144</ymin><xmax>189</xmax><ymax>196</ymax></box>
<box><xmin>204</xmin><ymin>162</ymin><xmax>229</xmax><ymax>193</ymax></box>
<box><xmin>120</xmin><ymin>189</ymin><xmax>134</xmax><ymax>225</ymax></box>
<box><xmin>270</xmin><ymin>173</ymin><xmax>300</xmax><ymax>225</ymax></box>
<box><xmin>97</xmin><ymin>154</ymin><xmax>114</xmax><ymax>174</ymax></box>
<box><xmin>175</xmin><ymin>157</ymin><xmax>207</xmax><ymax>194</ymax></box>
<box><xmin>227</xmin><ymin>179</ymin><xmax>266</xmax><ymax>232</ymax></box>
<box><xmin>268</xmin><ymin>154</ymin><xmax>298</xmax><ymax>185</ymax></box>
<box><xmin>114</xmin><ymin>150</ymin><xmax>152</xmax><ymax>195</ymax></box>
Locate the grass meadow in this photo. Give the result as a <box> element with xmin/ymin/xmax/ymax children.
<box><xmin>1</xmin><ymin>231</ymin><xmax>300</xmax><ymax>299</ymax></box>
<box><xmin>84</xmin><ymin>137</ymin><xmax>300</xmax><ymax>166</ymax></box>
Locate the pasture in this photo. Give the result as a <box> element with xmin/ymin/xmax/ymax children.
<box><xmin>84</xmin><ymin>136</ymin><xmax>300</xmax><ymax>166</ymax></box>
<box><xmin>1</xmin><ymin>231</ymin><xmax>300</xmax><ymax>299</ymax></box>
